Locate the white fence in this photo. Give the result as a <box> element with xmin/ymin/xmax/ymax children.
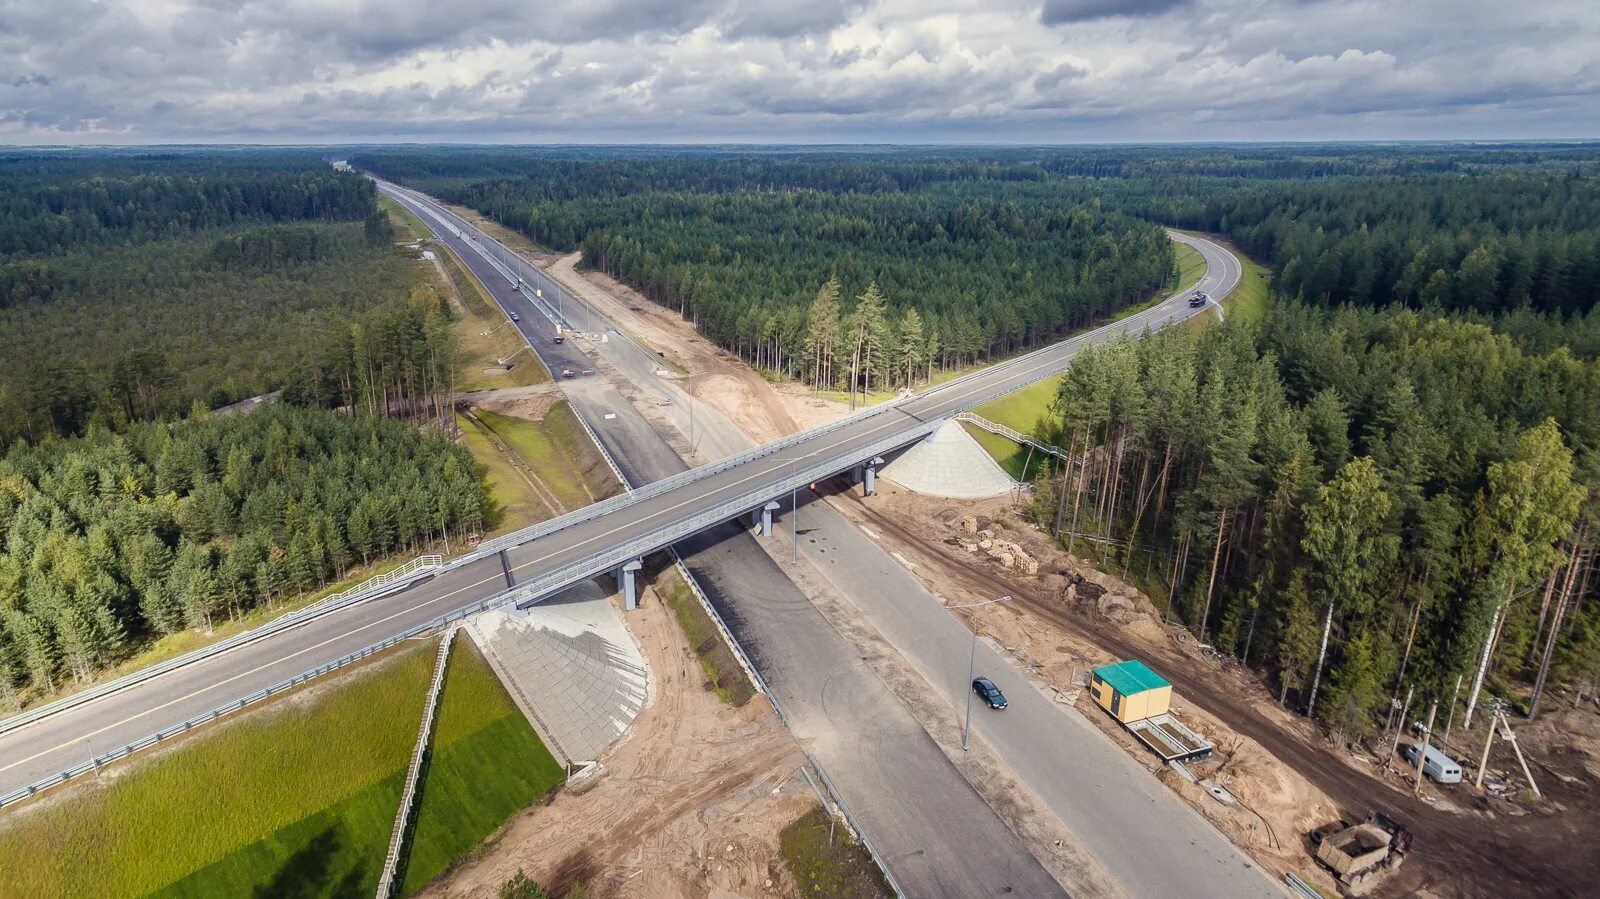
<box><xmin>376</xmin><ymin>625</ymin><xmax>458</xmax><ymax>898</ymax></box>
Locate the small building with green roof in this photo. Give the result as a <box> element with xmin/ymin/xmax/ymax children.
<box><xmin>1090</xmin><ymin>659</ymin><xmax>1172</xmax><ymax>724</ymax></box>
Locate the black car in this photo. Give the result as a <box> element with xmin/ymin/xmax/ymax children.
<box><xmin>973</xmin><ymin>676</ymin><xmax>1007</xmax><ymax>710</ymax></box>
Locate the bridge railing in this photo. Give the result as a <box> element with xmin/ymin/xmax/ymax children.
<box><xmin>0</xmin><ymin>594</ymin><xmax>505</xmax><ymax>811</ymax></box>
<box><xmin>0</xmin><ymin>554</ymin><xmax>444</xmax><ymax>738</ymax></box>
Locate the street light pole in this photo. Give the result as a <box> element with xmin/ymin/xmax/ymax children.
<box><xmin>950</xmin><ymin>595</ymin><xmax>1012</xmax><ymax>751</ymax></box>
<box><xmin>791</xmin><ymin>455</ymin><xmax>799</xmax><ymax>564</ymax></box>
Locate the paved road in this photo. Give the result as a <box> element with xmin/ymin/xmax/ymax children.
<box><xmin>390</xmin><ymin>184</ymin><xmax>1064</xmax><ymax>897</ymax></box>
<box><xmin>0</xmin><ymin>182</ymin><xmax>1244</xmax><ymax>896</ymax></box>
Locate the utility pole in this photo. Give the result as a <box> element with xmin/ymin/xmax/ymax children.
<box><xmin>1441</xmin><ymin>673</ymin><xmax>1463</xmax><ymax>747</ymax></box>
<box><xmin>1386</xmin><ymin>685</ymin><xmax>1413</xmax><ymax>770</ymax></box>
<box><xmin>1475</xmin><ymin>698</ymin><xmax>1501</xmax><ymax>790</ymax></box>
<box><xmin>951</xmin><ymin>596</ymin><xmax>1012</xmax><ymax>751</ymax></box>
<box><xmin>791</xmin><ymin>455</ymin><xmax>799</xmax><ymax>565</ymax></box>
<box><xmin>1498</xmin><ymin>711</ymin><xmax>1542</xmax><ymax>799</ymax></box>
<box><xmin>1413</xmin><ymin>699</ymin><xmax>1438</xmax><ymax>796</ymax></box>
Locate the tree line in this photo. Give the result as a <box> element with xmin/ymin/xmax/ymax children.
<box><xmin>1028</xmin><ymin>305</ymin><xmax>1600</xmax><ymax>740</ymax></box>
<box><xmin>353</xmin><ymin>153</ymin><xmax>1176</xmax><ymax>387</ymax></box>
<box><xmin>0</xmin><ymin>153</ymin><xmax>378</xmax><ymax>261</ymax></box>
<box><xmin>0</xmin><ymin>405</ymin><xmax>488</xmax><ymax>707</ymax></box>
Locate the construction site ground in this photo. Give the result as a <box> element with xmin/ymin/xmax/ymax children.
<box><xmin>528</xmin><ymin>238</ymin><xmax>1599</xmax><ymax>897</ymax></box>
<box><xmin>417</xmin><ymin>585</ymin><xmax>816</xmax><ymax>899</ymax></box>
<box><xmin>834</xmin><ymin>485</ymin><xmax>1600</xmax><ymax>899</ymax></box>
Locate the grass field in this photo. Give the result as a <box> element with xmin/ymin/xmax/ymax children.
<box><xmin>476</xmin><ymin>408</ymin><xmax>604</xmax><ymax>511</ymax></box>
<box><xmin>457</xmin><ymin>411</ymin><xmax>546</xmax><ymax>533</ymax></box>
<box><xmin>456</xmin><ymin>403</ymin><xmax>618</xmax><ymax>534</ymax></box>
<box><xmin>659</xmin><ymin>567</ymin><xmax>755</xmax><ymax>707</ymax></box>
<box><xmin>779</xmin><ymin>806</ymin><xmax>892</xmax><ymax>899</ymax></box>
<box><xmin>0</xmin><ymin>634</ymin><xmax>563</xmax><ymax>899</ymax></box>
<box><xmin>399</xmin><ymin>634</ymin><xmax>564</xmax><ymax>894</ymax></box>
<box><xmin>0</xmin><ymin>642</ymin><xmax>433</xmax><ymax>899</ymax></box>
<box><xmin>1174</xmin><ymin>242</ymin><xmax>1207</xmax><ymax>291</ymax></box>
<box><xmin>380</xmin><ymin>194</ymin><xmax>431</xmax><ymax>242</ymax></box>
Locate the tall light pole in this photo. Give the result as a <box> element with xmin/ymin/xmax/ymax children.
<box><xmin>790</xmin><ymin>455</ymin><xmax>799</xmax><ymax>564</ymax></box>
<box><xmin>951</xmin><ymin>595</ymin><xmax>1012</xmax><ymax>751</ymax></box>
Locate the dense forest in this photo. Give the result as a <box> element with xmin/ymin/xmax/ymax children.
<box><xmin>0</xmin><ymin>154</ymin><xmax>456</xmax><ymax>444</ymax></box>
<box><xmin>353</xmin><ymin>143</ymin><xmax>1600</xmax><ymax>732</ymax></box>
<box><xmin>0</xmin><ymin>406</ymin><xmax>487</xmax><ymax>706</ymax></box>
<box><xmin>1029</xmin><ymin>307</ymin><xmax>1599</xmax><ymax>737</ymax></box>
<box><xmin>0</xmin><ymin>152</ymin><xmax>484</xmax><ymax>704</ymax></box>
<box><xmin>356</xmin><ymin>153</ymin><xmax>1178</xmax><ymax>398</ymax></box>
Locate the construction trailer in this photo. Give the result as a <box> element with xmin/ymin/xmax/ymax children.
<box><xmin>1090</xmin><ymin>659</ymin><xmax>1213</xmax><ymax>763</ymax></box>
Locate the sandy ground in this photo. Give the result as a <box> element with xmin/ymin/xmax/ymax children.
<box><xmin>419</xmin><ymin>587</ymin><xmax>813</xmax><ymax>899</ymax></box>
<box><xmin>457</xmin><ymin>384</ymin><xmax>565</xmax><ymax>420</ymax></box>
<box><xmin>545</xmin><ymin>254</ymin><xmax>847</xmax><ymax>439</ymax></box>
<box><xmin>830</xmin><ymin>485</ymin><xmax>1600</xmax><ymax>898</ymax></box>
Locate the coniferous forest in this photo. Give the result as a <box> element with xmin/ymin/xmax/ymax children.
<box><xmin>356</xmin><ymin>143</ymin><xmax>1600</xmax><ymax>734</ymax></box>
<box><xmin>0</xmin><ymin>152</ymin><xmax>485</xmax><ymax>706</ymax></box>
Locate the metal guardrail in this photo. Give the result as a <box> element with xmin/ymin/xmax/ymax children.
<box><xmin>2</xmin><ymin>186</ymin><xmax>1212</xmax><ymax>753</ymax></box>
<box><xmin>0</xmin><ymin>589</ymin><xmax>513</xmax><ymax>811</ymax></box>
<box><xmin>0</xmin><ymin>555</ymin><xmax>444</xmax><ymax>737</ymax></box>
<box><xmin>376</xmin><ymin>624</ymin><xmax>458</xmax><ymax>898</ymax></box>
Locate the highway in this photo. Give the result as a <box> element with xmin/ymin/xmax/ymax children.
<box><xmin>0</xmin><ymin>181</ymin><xmax>1246</xmax><ymax>896</ymax></box>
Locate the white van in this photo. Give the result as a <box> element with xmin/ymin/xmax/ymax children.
<box><xmin>1401</xmin><ymin>742</ymin><xmax>1463</xmax><ymax>784</ymax></box>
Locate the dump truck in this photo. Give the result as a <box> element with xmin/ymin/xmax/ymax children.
<box><xmin>1311</xmin><ymin>812</ymin><xmax>1411</xmax><ymax>894</ymax></box>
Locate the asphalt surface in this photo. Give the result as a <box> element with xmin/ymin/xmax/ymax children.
<box><xmin>390</xmin><ymin>183</ymin><xmax>1063</xmax><ymax>897</ymax></box>
<box><xmin>791</xmin><ymin>488</ymin><xmax>1282</xmax><ymax>898</ymax></box>
<box><xmin>0</xmin><ymin>182</ymin><xmax>1248</xmax><ymax>897</ymax></box>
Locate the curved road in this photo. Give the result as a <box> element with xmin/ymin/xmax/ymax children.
<box><xmin>0</xmin><ymin>188</ymin><xmax>1257</xmax><ymax>896</ymax></box>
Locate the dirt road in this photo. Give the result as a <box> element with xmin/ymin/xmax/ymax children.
<box><xmin>842</xmin><ymin>487</ymin><xmax>1600</xmax><ymax>899</ymax></box>
<box><xmin>418</xmin><ymin>588</ymin><xmax>813</xmax><ymax>899</ymax></box>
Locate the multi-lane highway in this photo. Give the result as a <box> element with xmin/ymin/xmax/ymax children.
<box><xmin>0</xmin><ymin>180</ymin><xmax>1253</xmax><ymax>896</ymax></box>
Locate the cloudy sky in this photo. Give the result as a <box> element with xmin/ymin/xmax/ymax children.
<box><xmin>2</xmin><ymin>0</ymin><xmax>1596</xmax><ymax>144</ymax></box>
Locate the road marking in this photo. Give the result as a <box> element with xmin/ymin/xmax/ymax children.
<box><xmin>0</xmin><ymin>567</ymin><xmax>504</xmax><ymax>777</ymax></box>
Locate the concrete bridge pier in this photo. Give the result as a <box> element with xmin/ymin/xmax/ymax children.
<box><xmin>759</xmin><ymin>501</ymin><xmax>781</xmax><ymax>537</ymax></box>
<box><xmin>618</xmin><ymin>559</ymin><xmax>643</xmax><ymax>610</ymax></box>
<box><xmin>863</xmin><ymin>456</ymin><xmax>885</xmax><ymax>496</ymax></box>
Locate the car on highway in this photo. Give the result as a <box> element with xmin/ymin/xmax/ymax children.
<box><xmin>510</xmin><ymin>312</ymin><xmax>521</xmax><ymax>322</ymax></box>
<box><xmin>973</xmin><ymin>676</ymin><xmax>1008</xmax><ymax>710</ymax></box>
<box><xmin>1188</xmin><ymin>292</ymin><xmax>1209</xmax><ymax>308</ymax></box>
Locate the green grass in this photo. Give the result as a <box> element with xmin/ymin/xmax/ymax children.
<box><xmin>659</xmin><ymin>569</ymin><xmax>755</xmax><ymax>707</ymax></box>
<box><xmin>779</xmin><ymin>806</ymin><xmax>892</xmax><ymax>899</ymax></box>
<box><xmin>1225</xmin><ymin>251</ymin><xmax>1273</xmax><ymax>324</ymax></box>
<box><xmin>1173</xmin><ymin>242</ymin><xmax>1207</xmax><ymax>291</ymax></box>
<box><xmin>970</xmin><ymin>373</ymin><xmax>1060</xmax><ymax>436</ymax></box>
<box><xmin>0</xmin><ymin>634</ymin><xmax>564</xmax><ymax>899</ymax></box>
<box><xmin>398</xmin><ymin>634</ymin><xmax>564</xmax><ymax>894</ymax></box>
<box><xmin>456</xmin><ymin>411</ymin><xmax>543</xmax><ymax>533</ymax></box>
<box><xmin>960</xmin><ymin>423</ymin><xmax>1062</xmax><ymax>482</ymax></box>
<box><xmin>0</xmin><ymin>641</ymin><xmax>434</xmax><ymax>899</ymax></box>
<box><xmin>475</xmin><ymin>407</ymin><xmax>608</xmax><ymax>511</ymax></box>
<box><xmin>380</xmin><ymin>195</ymin><xmax>431</xmax><ymax>242</ymax></box>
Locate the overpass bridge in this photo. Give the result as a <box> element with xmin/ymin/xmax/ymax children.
<box><xmin>381</xmin><ymin>178</ymin><xmax>1239</xmax><ymax>612</ymax></box>
<box><xmin>0</xmin><ymin>181</ymin><xmax>1253</xmax><ymax>897</ymax></box>
<box><xmin>0</xmin><ymin>186</ymin><xmax>1237</xmax><ymax>808</ymax></box>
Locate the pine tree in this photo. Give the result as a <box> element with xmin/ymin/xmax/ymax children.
<box><xmin>803</xmin><ymin>277</ymin><xmax>841</xmax><ymax>391</ymax></box>
<box><xmin>897</xmin><ymin>307</ymin><xmax>925</xmax><ymax>388</ymax></box>
<box><xmin>1302</xmin><ymin>457</ymin><xmax>1397</xmax><ymax>718</ymax></box>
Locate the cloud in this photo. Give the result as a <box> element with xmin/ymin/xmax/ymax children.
<box><xmin>1039</xmin><ymin>0</ymin><xmax>1192</xmax><ymax>25</ymax></box>
<box><xmin>0</xmin><ymin>0</ymin><xmax>1594</xmax><ymax>142</ymax></box>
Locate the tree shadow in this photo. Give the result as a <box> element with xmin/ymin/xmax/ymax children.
<box><xmin>249</xmin><ymin>824</ymin><xmax>366</xmax><ymax>899</ymax></box>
